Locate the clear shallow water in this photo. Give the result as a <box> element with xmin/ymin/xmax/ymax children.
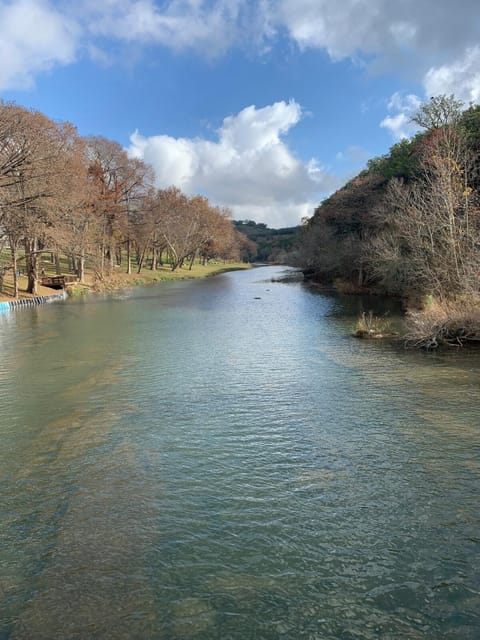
<box><xmin>0</xmin><ymin>265</ymin><xmax>479</xmax><ymax>639</ymax></box>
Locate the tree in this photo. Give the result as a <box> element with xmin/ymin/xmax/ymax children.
<box><xmin>412</xmin><ymin>94</ymin><xmax>464</xmax><ymax>130</ymax></box>
<box><xmin>0</xmin><ymin>104</ymin><xmax>78</xmax><ymax>294</ymax></box>
<box><xmin>365</xmin><ymin>150</ymin><xmax>480</xmax><ymax>298</ymax></box>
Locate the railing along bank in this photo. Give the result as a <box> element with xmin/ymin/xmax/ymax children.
<box><xmin>0</xmin><ymin>291</ymin><xmax>67</xmax><ymax>312</ymax></box>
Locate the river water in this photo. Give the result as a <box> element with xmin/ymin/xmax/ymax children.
<box><xmin>0</xmin><ymin>265</ymin><xmax>479</xmax><ymax>639</ymax></box>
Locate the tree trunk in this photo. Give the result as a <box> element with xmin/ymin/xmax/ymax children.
<box><xmin>358</xmin><ymin>265</ymin><xmax>364</xmax><ymax>287</ymax></box>
<box><xmin>25</xmin><ymin>238</ymin><xmax>39</xmax><ymax>295</ymax></box>
<box><xmin>150</xmin><ymin>244</ymin><xmax>157</xmax><ymax>271</ymax></box>
<box><xmin>100</xmin><ymin>243</ymin><xmax>105</xmax><ymax>278</ymax></box>
<box><xmin>11</xmin><ymin>244</ymin><xmax>19</xmax><ymax>298</ymax></box>
<box><xmin>55</xmin><ymin>254</ymin><xmax>62</xmax><ymax>275</ymax></box>
<box><xmin>137</xmin><ymin>246</ymin><xmax>147</xmax><ymax>274</ymax></box>
<box><xmin>126</xmin><ymin>238</ymin><xmax>131</xmax><ymax>274</ymax></box>
<box><xmin>77</xmin><ymin>252</ymin><xmax>85</xmax><ymax>283</ymax></box>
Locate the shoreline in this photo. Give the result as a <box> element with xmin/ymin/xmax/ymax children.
<box><xmin>0</xmin><ymin>262</ymin><xmax>251</xmax><ymax>308</ymax></box>
<box><xmin>0</xmin><ymin>291</ymin><xmax>67</xmax><ymax>312</ymax></box>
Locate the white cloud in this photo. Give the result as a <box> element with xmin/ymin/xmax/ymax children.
<box><xmin>275</xmin><ymin>0</ymin><xmax>480</xmax><ymax>72</ymax></box>
<box><xmin>380</xmin><ymin>92</ymin><xmax>422</xmax><ymax>140</ymax></box>
<box><xmin>128</xmin><ymin>100</ymin><xmax>338</xmax><ymax>227</ymax></box>
<box><xmin>57</xmin><ymin>0</ymin><xmax>480</xmax><ymax>72</ymax></box>
<box><xmin>2</xmin><ymin>0</ymin><xmax>480</xmax><ymax>96</ymax></box>
<box><xmin>380</xmin><ymin>45</ymin><xmax>480</xmax><ymax>140</ymax></box>
<box><xmin>80</xmin><ymin>0</ymin><xmax>247</xmax><ymax>57</ymax></box>
<box><xmin>0</xmin><ymin>0</ymin><xmax>78</xmax><ymax>90</ymax></box>
<box><xmin>424</xmin><ymin>46</ymin><xmax>480</xmax><ymax>104</ymax></box>
<box><xmin>277</xmin><ymin>0</ymin><xmax>396</xmax><ymax>59</ymax></box>
<box><xmin>277</xmin><ymin>0</ymin><xmax>480</xmax><ymax>116</ymax></box>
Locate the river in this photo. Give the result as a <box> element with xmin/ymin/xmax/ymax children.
<box><xmin>0</xmin><ymin>265</ymin><xmax>479</xmax><ymax>639</ymax></box>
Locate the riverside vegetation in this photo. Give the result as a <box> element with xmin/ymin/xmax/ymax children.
<box><xmin>4</xmin><ymin>95</ymin><xmax>480</xmax><ymax>348</ymax></box>
<box><xmin>0</xmin><ymin>102</ymin><xmax>256</xmax><ymax>301</ymax></box>
<box><xmin>0</xmin><ymin>249</ymin><xmax>250</xmax><ymax>302</ymax></box>
<box><xmin>294</xmin><ymin>95</ymin><xmax>480</xmax><ymax>348</ymax></box>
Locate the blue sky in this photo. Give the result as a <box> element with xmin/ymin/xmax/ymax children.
<box><xmin>1</xmin><ymin>1</ymin><xmax>480</xmax><ymax>227</ymax></box>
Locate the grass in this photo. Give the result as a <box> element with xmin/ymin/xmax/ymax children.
<box><xmin>0</xmin><ymin>252</ymin><xmax>251</xmax><ymax>302</ymax></box>
<box><xmin>405</xmin><ymin>297</ymin><xmax>480</xmax><ymax>349</ymax></box>
<box><xmin>88</xmin><ymin>262</ymin><xmax>251</xmax><ymax>291</ymax></box>
<box><xmin>353</xmin><ymin>310</ymin><xmax>396</xmax><ymax>338</ymax></box>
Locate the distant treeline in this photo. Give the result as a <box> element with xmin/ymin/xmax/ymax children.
<box><xmin>233</xmin><ymin>220</ymin><xmax>300</xmax><ymax>262</ymax></box>
<box><xmin>0</xmin><ymin>101</ymin><xmax>245</xmax><ymax>297</ymax></box>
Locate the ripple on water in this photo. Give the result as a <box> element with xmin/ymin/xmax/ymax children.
<box><xmin>0</xmin><ymin>266</ymin><xmax>479</xmax><ymax>639</ymax></box>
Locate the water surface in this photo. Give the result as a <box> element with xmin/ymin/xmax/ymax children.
<box><xmin>1</xmin><ymin>266</ymin><xmax>479</xmax><ymax>639</ymax></box>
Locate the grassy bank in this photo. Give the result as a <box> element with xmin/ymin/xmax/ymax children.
<box><xmin>0</xmin><ymin>258</ymin><xmax>251</xmax><ymax>303</ymax></box>
<box><xmin>86</xmin><ymin>262</ymin><xmax>251</xmax><ymax>294</ymax></box>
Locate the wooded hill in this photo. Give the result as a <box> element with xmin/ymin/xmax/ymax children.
<box><xmin>296</xmin><ymin>96</ymin><xmax>480</xmax><ymax>301</ymax></box>
<box><xmin>234</xmin><ymin>220</ymin><xmax>300</xmax><ymax>262</ymax></box>
<box><xmin>295</xmin><ymin>96</ymin><xmax>480</xmax><ymax>347</ymax></box>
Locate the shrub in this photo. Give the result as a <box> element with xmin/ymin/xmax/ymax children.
<box><xmin>405</xmin><ymin>298</ymin><xmax>480</xmax><ymax>348</ymax></box>
<box><xmin>354</xmin><ymin>311</ymin><xmax>393</xmax><ymax>337</ymax></box>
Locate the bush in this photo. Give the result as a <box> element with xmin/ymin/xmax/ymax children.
<box><xmin>405</xmin><ymin>298</ymin><xmax>480</xmax><ymax>348</ymax></box>
<box><xmin>354</xmin><ymin>311</ymin><xmax>395</xmax><ymax>338</ymax></box>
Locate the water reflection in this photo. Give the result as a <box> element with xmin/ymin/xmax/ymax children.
<box><xmin>0</xmin><ymin>266</ymin><xmax>479</xmax><ymax>639</ymax></box>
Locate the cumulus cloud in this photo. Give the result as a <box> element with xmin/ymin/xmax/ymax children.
<box><xmin>2</xmin><ymin>0</ymin><xmax>480</xmax><ymax>96</ymax></box>
<box><xmin>424</xmin><ymin>46</ymin><xmax>480</xmax><ymax>105</ymax></box>
<box><xmin>0</xmin><ymin>0</ymin><xmax>263</xmax><ymax>89</ymax></box>
<box><xmin>276</xmin><ymin>0</ymin><xmax>480</xmax><ymax>112</ymax></box>
<box><xmin>277</xmin><ymin>0</ymin><xmax>480</xmax><ymax>106</ymax></box>
<box><xmin>0</xmin><ymin>0</ymin><xmax>78</xmax><ymax>90</ymax></box>
<box><xmin>380</xmin><ymin>92</ymin><xmax>422</xmax><ymax>140</ymax></box>
<box><xmin>380</xmin><ymin>46</ymin><xmax>480</xmax><ymax>139</ymax></box>
<box><xmin>128</xmin><ymin>100</ymin><xmax>338</xmax><ymax>227</ymax></box>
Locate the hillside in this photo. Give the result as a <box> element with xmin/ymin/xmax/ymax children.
<box><xmin>295</xmin><ymin>96</ymin><xmax>480</xmax><ymax>347</ymax></box>
<box><xmin>234</xmin><ymin>220</ymin><xmax>300</xmax><ymax>263</ymax></box>
<box><xmin>296</xmin><ymin>97</ymin><xmax>480</xmax><ymax>298</ymax></box>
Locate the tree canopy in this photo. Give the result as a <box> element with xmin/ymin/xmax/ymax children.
<box><xmin>0</xmin><ymin>101</ymin><xmax>242</xmax><ymax>296</ymax></box>
<box><xmin>295</xmin><ymin>95</ymin><xmax>480</xmax><ymax>301</ymax></box>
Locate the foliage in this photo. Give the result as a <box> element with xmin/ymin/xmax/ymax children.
<box><xmin>412</xmin><ymin>94</ymin><xmax>463</xmax><ymax>129</ymax></box>
<box><xmin>366</xmin><ymin>137</ymin><xmax>422</xmax><ymax>181</ymax></box>
<box><xmin>405</xmin><ymin>299</ymin><xmax>480</xmax><ymax>349</ymax></box>
<box><xmin>296</xmin><ymin>94</ymin><xmax>480</xmax><ymax>312</ymax></box>
<box><xmin>0</xmin><ymin>101</ymin><xmax>243</xmax><ymax>298</ymax></box>
<box><xmin>233</xmin><ymin>220</ymin><xmax>300</xmax><ymax>262</ymax></box>
<box><xmin>354</xmin><ymin>311</ymin><xmax>393</xmax><ymax>337</ymax></box>
<box><xmin>294</xmin><ymin>172</ymin><xmax>387</xmax><ymax>285</ymax></box>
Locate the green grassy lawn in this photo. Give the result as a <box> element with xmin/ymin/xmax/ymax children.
<box><xmin>85</xmin><ymin>262</ymin><xmax>251</xmax><ymax>293</ymax></box>
<box><xmin>0</xmin><ymin>250</ymin><xmax>250</xmax><ymax>301</ymax></box>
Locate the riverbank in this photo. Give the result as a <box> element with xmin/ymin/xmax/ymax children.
<box><xmin>303</xmin><ymin>272</ymin><xmax>480</xmax><ymax>349</ymax></box>
<box><xmin>0</xmin><ymin>262</ymin><xmax>251</xmax><ymax>304</ymax></box>
<box><xmin>404</xmin><ymin>297</ymin><xmax>480</xmax><ymax>349</ymax></box>
<box><xmin>0</xmin><ymin>291</ymin><xmax>67</xmax><ymax>312</ymax></box>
